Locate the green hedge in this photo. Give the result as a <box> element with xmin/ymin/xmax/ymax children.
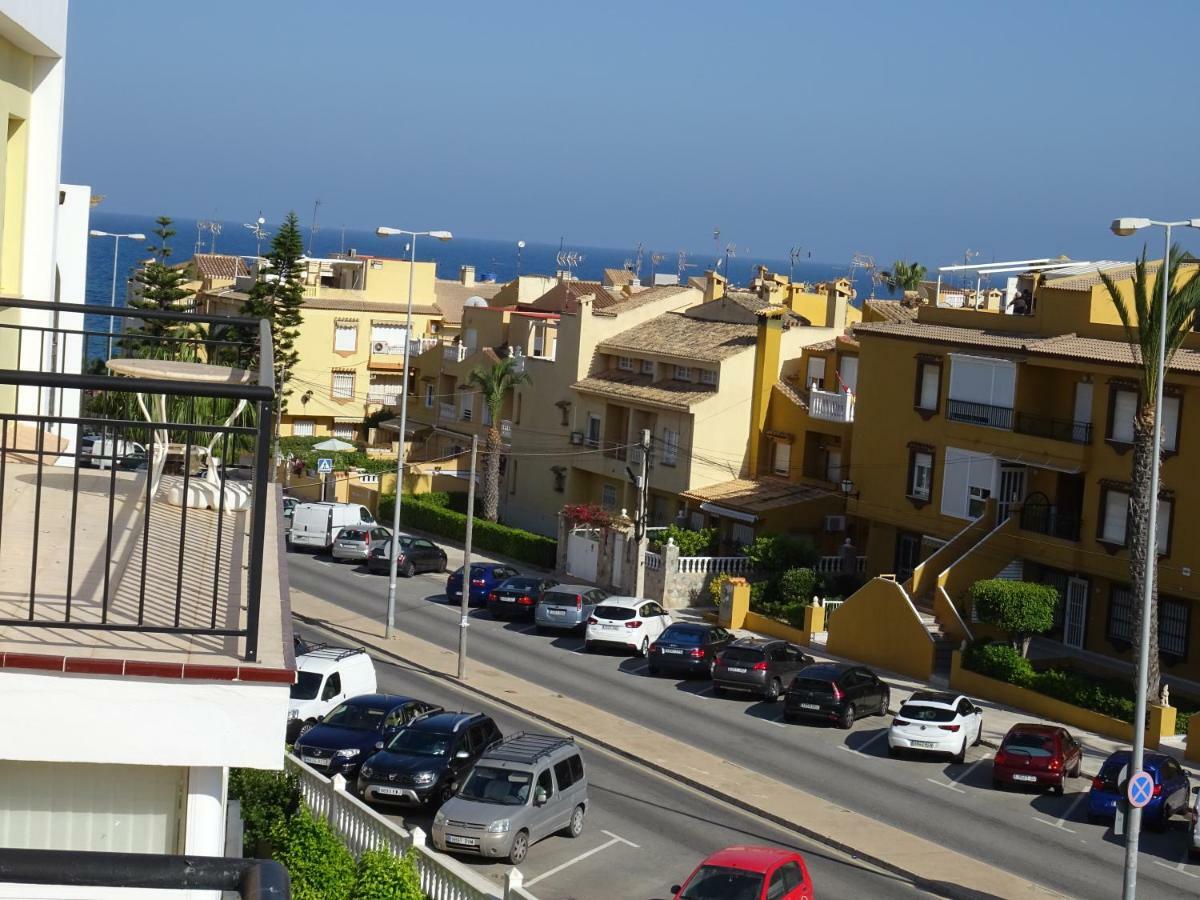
<box><xmin>229</xmin><ymin>768</ymin><xmax>299</xmax><ymax>854</ymax></box>
<box><xmin>379</xmin><ymin>493</ymin><xmax>557</xmax><ymax>569</ymax></box>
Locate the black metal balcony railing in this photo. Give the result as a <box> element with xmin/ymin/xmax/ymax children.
<box><xmin>0</xmin><ymin>298</ymin><xmax>275</xmax><ymax>661</ymax></box>
<box><xmin>1019</xmin><ymin>503</ymin><xmax>1081</xmax><ymax>542</ymax></box>
<box><xmin>1014</xmin><ymin>411</ymin><xmax>1092</xmax><ymax>445</ymax></box>
<box><xmin>946</xmin><ymin>398</ymin><xmax>1014</xmax><ymax>429</ymax></box>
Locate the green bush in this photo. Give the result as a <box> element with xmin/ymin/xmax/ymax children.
<box><xmin>229</xmin><ymin>768</ymin><xmax>299</xmax><ymax>854</ymax></box>
<box><xmin>708</xmin><ymin>572</ymin><xmax>734</xmax><ymax>605</ymax></box>
<box><xmin>963</xmin><ymin>641</ymin><xmax>1035</xmax><ymax>687</ymax></box>
<box><xmin>779</xmin><ymin>568</ymin><xmax>818</xmax><ymax>607</ymax></box>
<box><xmin>745</xmin><ymin>533</ymin><xmax>818</xmax><ymax>573</ymax></box>
<box><xmin>970</xmin><ymin>579</ymin><xmax>1057</xmax><ymax>655</ymax></box>
<box><xmin>351</xmin><ymin>848</ymin><xmax>423</xmax><ymax>900</ymax></box>
<box><xmin>270</xmin><ymin>806</ymin><xmax>356</xmax><ymax>900</ymax></box>
<box><xmin>656</xmin><ymin>524</ymin><xmax>716</xmax><ymax>556</ymax></box>
<box><xmin>280</xmin><ymin>435</ymin><xmax>397</xmax><ymax>474</ymax></box>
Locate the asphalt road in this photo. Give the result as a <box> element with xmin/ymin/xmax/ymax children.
<box><xmin>296</xmin><ymin>618</ymin><xmax>930</xmax><ymax>900</ymax></box>
<box><xmin>290</xmin><ymin>551</ymin><xmax>1200</xmax><ymax>899</ymax></box>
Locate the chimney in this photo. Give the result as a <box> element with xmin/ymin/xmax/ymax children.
<box><xmin>704</xmin><ymin>270</ymin><xmax>726</xmax><ymax>303</ymax></box>
<box><xmin>748</xmin><ymin>306</ymin><xmax>785</xmax><ymax>477</ymax></box>
<box><xmin>460</xmin><ymin>265</ymin><xmax>475</xmax><ymax>286</ymax></box>
<box><xmin>825</xmin><ymin>280</ymin><xmax>847</xmax><ymax>330</ymax></box>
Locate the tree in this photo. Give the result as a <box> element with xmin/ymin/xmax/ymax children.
<box><xmin>467</xmin><ymin>356</ymin><xmax>529</xmax><ymax>521</ymax></box>
<box><xmin>882</xmin><ymin>260</ymin><xmax>927</xmax><ymax>297</ymax></box>
<box><xmin>127</xmin><ymin>216</ymin><xmax>194</xmax><ymax>347</ymax></box>
<box><xmin>970</xmin><ymin>579</ymin><xmax>1057</xmax><ymax>657</ymax></box>
<box><xmin>242</xmin><ymin>211</ymin><xmax>306</xmax><ymax>408</ymax></box>
<box><xmin>1099</xmin><ymin>245</ymin><xmax>1200</xmax><ymax>699</ymax></box>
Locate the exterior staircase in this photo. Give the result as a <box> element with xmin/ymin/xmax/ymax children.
<box><xmin>912</xmin><ymin>595</ymin><xmax>960</xmax><ymax>677</ymax></box>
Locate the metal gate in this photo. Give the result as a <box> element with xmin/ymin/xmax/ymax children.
<box><xmin>566</xmin><ymin>528</ymin><xmax>599</xmax><ymax>583</ymax></box>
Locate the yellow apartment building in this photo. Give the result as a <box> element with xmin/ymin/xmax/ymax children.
<box><xmin>842</xmin><ymin>257</ymin><xmax>1200</xmax><ymax>681</ymax></box>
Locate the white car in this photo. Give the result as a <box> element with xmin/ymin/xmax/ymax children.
<box><xmin>584</xmin><ymin>597</ymin><xmax>672</xmax><ymax>656</ymax></box>
<box><xmin>887</xmin><ymin>691</ymin><xmax>984</xmax><ymax>762</ymax></box>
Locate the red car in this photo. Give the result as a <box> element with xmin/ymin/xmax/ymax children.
<box><xmin>991</xmin><ymin>723</ymin><xmax>1083</xmax><ymax>794</ymax></box>
<box><xmin>672</xmin><ymin>846</ymin><xmax>813</xmax><ymax>900</ymax></box>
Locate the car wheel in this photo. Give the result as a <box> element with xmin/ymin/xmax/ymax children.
<box><xmin>838</xmin><ymin>704</ymin><xmax>855</xmax><ymax>730</ymax></box>
<box><xmin>639</xmin><ymin>637</ymin><xmax>649</xmax><ymax>657</ymax></box>
<box><xmin>297</xmin><ymin>719</ymin><xmax>316</xmax><ymax>739</ymax></box>
<box><xmin>765</xmin><ymin>678</ymin><xmax>781</xmax><ymax>701</ymax></box>
<box><xmin>954</xmin><ymin>737</ymin><xmax>967</xmax><ymax>765</ymax></box>
<box><xmin>402</xmin><ymin>561</ymin><xmax>415</xmax><ymax>578</ymax></box>
<box><xmin>1051</xmin><ymin>777</ymin><xmax>1065</xmax><ymax>796</ymax></box>
<box><xmin>973</xmin><ymin>718</ymin><xmax>984</xmax><ymax>747</ymax></box>
<box><xmin>1070</xmin><ymin>758</ymin><xmax>1081</xmax><ymax>778</ymax></box>
<box><xmin>563</xmin><ymin>804</ymin><xmax>585</xmax><ymax>839</ymax></box>
<box><xmin>508</xmin><ymin>830</ymin><xmax>529</xmax><ymax>865</ymax></box>
<box><xmin>437</xmin><ymin>782</ymin><xmax>456</xmax><ymax>807</ymax></box>
<box><xmin>877</xmin><ymin>690</ymin><xmax>889</xmax><ymax>717</ymax></box>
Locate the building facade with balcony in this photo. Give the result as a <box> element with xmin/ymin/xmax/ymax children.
<box><xmin>843</xmin><ymin>257</ymin><xmax>1200</xmax><ymax>680</ymax></box>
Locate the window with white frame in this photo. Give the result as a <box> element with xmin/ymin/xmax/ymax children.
<box><xmin>425</xmin><ymin>384</ymin><xmax>434</xmax><ymax>408</ymax></box>
<box><xmin>1162</xmin><ymin>394</ymin><xmax>1181</xmax><ymax>452</ymax></box>
<box><xmin>806</xmin><ymin>356</ymin><xmax>825</xmax><ymax>389</ymax></box>
<box><xmin>662</xmin><ymin>428</ymin><xmax>679</xmax><ymax>466</ymax></box>
<box><xmin>332</xmin><ymin>371</ymin><xmax>355</xmax><ymax>399</ymax></box>
<box><xmin>617</xmin><ymin>356</ymin><xmax>634</xmax><ymax>371</ymax></box>
<box><xmin>1157</xmin><ymin>497</ymin><xmax>1172</xmax><ymax>555</ymax></box>
<box><xmin>1108</xmin><ymin>387</ymin><xmax>1137</xmax><ymax>443</ymax></box>
<box><xmin>370</xmin><ymin>322</ymin><xmax>407</xmax><ymax>351</ymax></box>
<box><xmin>333</xmin><ymin>423</ymin><xmax>355</xmax><ymax>440</ymax></box>
<box><xmin>586</xmin><ymin>414</ymin><xmax>601</xmax><ymax>447</ymax></box>
<box><xmin>940</xmin><ymin>447</ymin><xmax>996</xmax><ymax>519</ymax></box>
<box><xmin>674</xmin><ymin>365</ymin><xmax>691</xmax><ymax>381</ymax></box>
<box><xmin>1099</xmin><ymin>486</ymin><xmax>1129</xmax><ymax>544</ymax></box>
<box><xmin>699</xmin><ymin>369</ymin><xmax>717</xmax><ymax>386</ymax></box>
<box><xmin>293</xmin><ymin>421</ymin><xmax>315</xmax><ymax>437</ymax></box>
<box><xmin>772</xmin><ymin>440</ymin><xmax>791</xmax><ymax>477</ymax></box>
<box><xmin>641</xmin><ymin>359</ymin><xmax>655</xmax><ymax>375</ymax></box>
<box><xmin>334</xmin><ymin>322</ymin><xmax>357</xmax><ymax>353</ymax></box>
<box><xmin>531</xmin><ymin>323</ymin><xmax>547</xmax><ymax>357</ymax></box>
<box><xmin>909</xmin><ymin>450</ymin><xmax>933</xmax><ymax>500</ymax></box>
<box><xmin>916</xmin><ymin>360</ymin><xmax>941</xmax><ymax>411</ymax></box>
<box><xmin>601</xmin><ymin>483</ymin><xmax>617</xmax><ymax>509</ymax></box>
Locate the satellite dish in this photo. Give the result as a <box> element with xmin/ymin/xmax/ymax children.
<box><xmin>464</xmin><ymin>295</ymin><xmax>489</xmax><ymax>308</ymax></box>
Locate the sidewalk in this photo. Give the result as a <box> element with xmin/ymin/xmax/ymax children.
<box><xmin>290</xmin><ymin>588</ymin><xmax>1062</xmax><ymax>899</ymax></box>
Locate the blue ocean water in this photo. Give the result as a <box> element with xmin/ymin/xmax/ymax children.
<box><xmin>84</xmin><ymin>210</ymin><xmax>893</xmax><ymax>314</ymax></box>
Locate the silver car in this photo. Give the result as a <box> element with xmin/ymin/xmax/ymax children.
<box><xmin>432</xmin><ymin>734</ymin><xmax>587</xmax><ymax>865</ymax></box>
<box><xmin>533</xmin><ymin>585</ymin><xmax>607</xmax><ymax>632</ymax></box>
<box><xmin>331</xmin><ymin>525</ymin><xmax>392</xmax><ymax>563</ymax></box>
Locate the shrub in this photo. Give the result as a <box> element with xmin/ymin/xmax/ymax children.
<box><xmin>779</xmin><ymin>568</ymin><xmax>818</xmax><ymax>607</ymax></box>
<box><xmin>270</xmin><ymin>806</ymin><xmax>356</xmax><ymax>900</ymax></box>
<box><xmin>656</xmin><ymin>524</ymin><xmax>716</xmax><ymax>557</ymax></box>
<box><xmin>745</xmin><ymin>533</ymin><xmax>818</xmax><ymax>574</ymax></box>
<box><xmin>351</xmin><ymin>848</ymin><xmax>423</xmax><ymax>900</ymax></box>
<box><xmin>963</xmin><ymin>641</ymin><xmax>1035</xmax><ymax>687</ymax></box>
<box><xmin>970</xmin><ymin>579</ymin><xmax>1057</xmax><ymax>656</ymax></box>
<box><xmin>229</xmin><ymin>768</ymin><xmax>299</xmax><ymax>854</ymax></box>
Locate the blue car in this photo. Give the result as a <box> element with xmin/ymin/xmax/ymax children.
<box><xmin>1087</xmin><ymin>750</ymin><xmax>1191</xmax><ymax>830</ymax></box>
<box><xmin>293</xmin><ymin>694</ymin><xmax>442</xmax><ymax>777</ymax></box>
<box><xmin>445</xmin><ymin>563</ymin><xmax>520</xmax><ymax>607</ymax></box>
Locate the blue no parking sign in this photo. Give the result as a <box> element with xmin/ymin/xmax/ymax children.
<box><xmin>1127</xmin><ymin>770</ymin><xmax>1155</xmax><ymax>809</ymax></box>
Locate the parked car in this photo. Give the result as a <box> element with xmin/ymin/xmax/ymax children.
<box><xmin>1088</xmin><ymin>750</ymin><xmax>1190</xmax><ymax>829</ymax></box>
<box><xmin>584</xmin><ymin>597</ymin><xmax>672</xmax><ymax>656</ymax></box>
<box><xmin>1189</xmin><ymin>785</ymin><xmax>1200</xmax><ymax>859</ymax></box>
<box><xmin>711</xmin><ymin>638</ymin><xmax>812</xmax><ymax>700</ymax></box>
<box><xmin>648</xmin><ymin>623</ymin><xmax>736</xmax><ymax>679</ymax></box>
<box><xmin>433</xmin><ymin>733</ymin><xmax>588</xmax><ymax>865</ymax></box>
<box><xmin>783</xmin><ymin>663</ymin><xmax>890</xmax><ymax>729</ymax></box>
<box><xmin>358</xmin><ymin>712</ymin><xmax>503</xmax><ymax>808</ymax></box>
<box><xmin>888</xmin><ymin>691</ymin><xmax>984</xmax><ymax>763</ymax></box>
<box><xmin>447</xmin><ymin>563</ymin><xmax>521</xmax><ymax>607</ymax></box>
<box><xmin>288</xmin><ymin>501</ymin><xmax>376</xmax><ymax>552</ymax></box>
<box><xmin>671</xmin><ymin>846</ymin><xmax>813</xmax><ymax>900</ymax></box>
<box><xmin>282</xmin><ymin>496</ymin><xmax>298</xmax><ymax>520</ymax></box>
<box><xmin>332</xmin><ymin>525</ymin><xmax>392</xmax><ymax>563</ymax></box>
<box><xmin>367</xmin><ymin>535</ymin><xmax>448</xmax><ymax>576</ymax></box>
<box><xmin>991</xmin><ymin>724</ymin><xmax>1082</xmax><ymax>794</ymax></box>
<box><xmin>293</xmin><ymin>694</ymin><xmax>442</xmax><ymax>777</ymax></box>
<box><xmin>288</xmin><ymin>644</ymin><xmax>378</xmax><ymax>741</ymax></box>
<box><xmin>79</xmin><ymin>433</ymin><xmax>146</xmax><ymax>470</ymax></box>
<box><xmin>534</xmin><ymin>584</ymin><xmax>608</xmax><ymax>632</ymax></box>
<box><xmin>487</xmin><ymin>576</ymin><xmax>560</xmax><ymax>620</ymax></box>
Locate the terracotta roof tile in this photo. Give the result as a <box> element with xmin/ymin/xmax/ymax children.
<box><xmin>572</xmin><ymin>369</ymin><xmax>717</xmax><ymax>410</ymax></box>
<box><xmin>433</xmin><ymin>279</ymin><xmax>504</xmax><ymax>324</ymax></box>
<box><xmin>528</xmin><ymin>280</ymin><xmax>619</xmax><ymax>313</ymax></box>
<box><xmin>680</xmin><ymin>477</ymin><xmax>833</xmax><ymax>515</ymax></box>
<box><xmin>597</xmin><ymin>311</ymin><xmax>756</xmax><ymax>362</ymax></box>
<box><xmin>774</xmin><ymin>380</ymin><xmax>807</xmax><ymax>408</ymax></box>
<box><xmin>863</xmin><ymin>298</ymin><xmax>918</xmax><ymax>323</ymax></box>
<box><xmin>194</xmin><ymin>254</ymin><xmax>248</xmax><ymax>280</ymax></box>
<box><xmin>597</xmin><ymin>284</ymin><xmax>698</xmax><ymax>317</ymax></box>
<box><xmin>301</xmin><ymin>297</ymin><xmax>441</xmax><ymax>315</ymax></box>
<box><xmin>603</xmin><ymin>267</ymin><xmax>636</xmax><ymax>286</ymax></box>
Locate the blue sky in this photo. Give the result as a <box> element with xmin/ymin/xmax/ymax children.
<box><xmin>62</xmin><ymin>0</ymin><xmax>1200</xmax><ymax>267</ymax></box>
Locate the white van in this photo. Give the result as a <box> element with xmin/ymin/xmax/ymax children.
<box><xmin>288</xmin><ymin>643</ymin><xmax>377</xmax><ymax>740</ymax></box>
<box><xmin>288</xmin><ymin>502</ymin><xmax>376</xmax><ymax>551</ymax></box>
<box><xmin>80</xmin><ymin>434</ymin><xmax>146</xmax><ymax>469</ymax></box>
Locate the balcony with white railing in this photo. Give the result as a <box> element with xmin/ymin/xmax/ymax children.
<box><xmin>807</xmin><ymin>388</ymin><xmax>855</xmax><ymax>423</ymax></box>
<box><xmin>439</xmin><ymin>402</ymin><xmax>455</xmax><ymax>421</ymax></box>
<box><xmin>444</xmin><ymin>342</ymin><xmax>470</xmax><ymax>363</ymax></box>
<box><xmin>369</xmin><ymin>337</ymin><xmax>440</xmax><ymax>368</ymax></box>
<box><xmin>367</xmin><ymin>387</ymin><xmax>401</xmax><ymax>405</ymax></box>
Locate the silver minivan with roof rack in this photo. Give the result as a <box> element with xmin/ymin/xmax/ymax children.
<box><xmin>432</xmin><ymin>733</ymin><xmax>588</xmax><ymax>864</ymax></box>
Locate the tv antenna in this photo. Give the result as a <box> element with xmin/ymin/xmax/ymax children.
<box><xmin>849</xmin><ymin>252</ymin><xmax>876</xmax><ymax>298</ymax></box>
<box><xmin>650</xmin><ymin>252</ymin><xmax>666</xmax><ymax>281</ymax></box>
<box><xmin>555</xmin><ymin>249</ymin><xmax>583</xmax><ymax>277</ymax></box>
<box><xmin>723</xmin><ymin>243</ymin><xmax>737</xmax><ymax>278</ymax></box>
<box><xmin>677</xmin><ymin>250</ymin><xmax>696</xmax><ymax>279</ymax></box>
<box><xmin>243</xmin><ymin>214</ymin><xmax>269</xmax><ymax>259</ymax></box>
<box><xmin>307</xmin><ymin>199</ymin><xmax>322</xmax><ymax>256</ymax></box>
<box><xmin>788</xmin><ymin>245</ymin><xmax>811</xmax><ymax>282</ymax></box>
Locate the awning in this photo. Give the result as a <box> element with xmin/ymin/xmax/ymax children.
<box><xmin>699</xmin><ymin>502</ymin><xmax>758</xmax><ymax>524</ymax></box>
<box><xmin>999</xmin><ymin>454</ymin><xmax>1082</xmax><ymax>474</ymax></box>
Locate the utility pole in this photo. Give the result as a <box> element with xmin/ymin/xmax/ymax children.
<box><xmin>631</xmin><ymin>428</ymin><xmax>651</xmax><ymax>598</ymax></box>
<box><xmin>458</xmin><ymin>434</ymin><xmax>478</xmax><ymax>679</ymax></box>
<box><xmin>272</xmin><ymin>365</ymin><xmax>286</xmax><ymax>483</ymax></box>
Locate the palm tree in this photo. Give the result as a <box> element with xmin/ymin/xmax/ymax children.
<box><xmin>883</xmin><ymin>260</ymin><xmax>927</xmax><ymax>297</ymax></box>
<box><xmin>1099</xmin><ymin>245</ymin><xmax>1200</xmax><ymax>700</ymax></box>
<box><xmin>468</xmin><ymin>356</ymin><xmax>530</xmax><ymax>521</ymax></box>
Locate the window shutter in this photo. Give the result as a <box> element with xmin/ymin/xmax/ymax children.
<box><xmin>839</xmin><ymin>357</ymin><xmax>858</xmax><ymax>393</ymax></box>
<box><xmin>1112</xmin><ymin>390</ymin><xmax>1136</xmax><ymax>443</ymax></box>
<box><xmin>773</xmin><ymin>441</ymin><xmax>791</xmax><ymax>476</ymax></box>
<box><xmin>1161</xmin><ymin>396</ymin><xmax>1180</xmax><ymax>452</ymax></box>
<box><xmin>370</xmin><ymin>323</ymin><xmax>407</xmax><ymax>348</ymax></box>
<box><xmin>919</xmin><ymin>365</ymin><xmax>939</xmax><ymax>409</ymax></box>
<box><xmin>1103</xmin><ymin>490</ymin><xmax>1129</xmax><ymax>543</ymax></box>
<box><xmin>1157</xmin><ymin>498</ymin><xmax>1172</xmax><ymax>555</ymax></box>
<box><xmin>806</xmin><ymin>357</ymin><xmax>826</xmax><ymax>388</ymax></box>
<box><xmin>334</xmin><ymin>323</ymin><xmax>356</xmax><ymax>352</ymax></box>
<box><xmin>941</xmin><ymin>448</ymin><xmax>971</xmax><ymax>518</ymax></box>
<box><xmin>949</xmin><ymin>355</ymin><xmax>1015</xmax><ymax>406</ymax></box>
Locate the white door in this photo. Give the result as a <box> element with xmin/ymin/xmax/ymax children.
<box><xmin>1063</xmin><ymin>577</ymin><xmax>1088</xmax><ymax>649</ymax></box>
<box><xmin>997</xmin><ymin>465</ymin><xmax>1026</xmax><ymax>522</ymax></box>
<box><xmin>826</xmin><ymin>448</ymin><xmax>843</xmax><ymax>483</ymax></box>
<box><xmin>1073</xmin><ymin>382</ymin><xmax>1093</xmax><ymax>442</ymax></box>
<box><xmin>566</xmin><ymin>530</ymin><xmax>599</xmax><ymax>583</ymax></box>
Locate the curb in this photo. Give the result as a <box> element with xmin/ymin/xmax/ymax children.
<box><xmin>294</xmin><ymin>610</ymin><xmax>1060</xmax><ymax>900</ymax></box>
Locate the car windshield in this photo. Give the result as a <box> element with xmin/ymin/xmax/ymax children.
<box><xmin>1004</xmin><ymin>733</ymin><xmax>1055</xmax><ymax>757</ymax></box>
<box><xmin>386</xmin><ymin>729</ymin><xmax>451</xmax><ymax>757</ymax></box>
<box><xmin>339</xmin><ymin>529</ymin><xmax>368</xmax><ymax>541</ymax></box>
<box><xmin>501</xmin><ymin>578</ymin><xmax>541</xmax><ymax>590</ymax></box>
<box><xmin>452</xmin><ymin>566</ymin><xmax>488</xmax><ymax>579</ymax></box>
<box><xmin>322</xmin><ymin>702</ymin><xmax>387</xmax><ymax>731</ymax></box>
<box><xmin>290</xmin><ymin>671</ymin><xmax>322</xmax><ymax>700</ymax></box>
<box><xmin>594</xmin><ymin>605</ymin><xmax>636</xmax><ymax>620</ymax></box>
<box><xmin>722</xmin><ymin>646</ymin><xmax>765</xmax><ymax>662</ymax></box>
<box><xmin>458</xmin><ymin>766</ymin><xmax>532</xmax><ymax>806</ymax></box>
<box><xmin>681</xmin><ymin>865</ymin><xmax>765</xmax><ymax>900</ymax></box>
<box><xmin>542</xmin><ymin>592</ymin><xmax>579</xmax><ymax>606</ymax></box>
<box><xmin>661</xmin><ymin>627</ymin><xmax>706</xmax><ymax>646</ymax></box>
<box><xmin>898</xmin><ymin>704</ymin><xmax>956</xmax><ymax>722</ymax></box>
<box><xmin>790</xmin><ymin>677</ymin><xmax>834</xmax><ymax>693</ymax></box>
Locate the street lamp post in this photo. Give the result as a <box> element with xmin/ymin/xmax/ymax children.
<box><xmin>89</xmin><ymin>230</ymin><xmax>146</xmax><ymax>360</ymax></box>
<box><xmin>1109</xmin><ymin>215</ymin><xmax>1200</xmax><ymax>900</ymax></box>
<box><xmin>375</xmin><ymin>226</ymin><xmax>453</xmax><ymax>638</ymax></box>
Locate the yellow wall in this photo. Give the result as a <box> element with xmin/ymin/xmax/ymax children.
<box><xmin>826</xmin><ymin>578</ymin><xmax>934</xmax><ymax>680</ymax></box>
<box><xmin>0</xmin><ymin>34</ymin><xmax>32</xmax><ymax>299</ymax></box>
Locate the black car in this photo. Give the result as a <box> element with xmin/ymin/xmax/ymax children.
<box><xmin>647</xmin><ymin>623</ymin><xmax>736</xmax><ymax>678</ymax></box>
<box><xmin>357</xmin><ymin>712</ymin><xmax>502</xmax><ymax>808</ymax></box>
<box><xmin>367</xmin><ymin>535</ymin><xmax>448</xmax><ymax>576</ymax></box>
<box><xmin>784</xmin><ymin>663</ymin><xmax>890</xmax><ymax>729</ymax></box>
<box><xmin>711</xmin><ymin>638</ymin><xmax>813</xmax><ymax>700</ymax></box>
<box><xmin>293</xmin><ymin>694</ymin><xmax>442</xmax><ymax>777</ymax></box>
<box><xmin>487</xmin><ymin>576</ymin><xmax>560</xmax><ymax>620</ymax></box>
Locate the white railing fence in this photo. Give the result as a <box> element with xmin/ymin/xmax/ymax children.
<box><xmin>808</xmin><ymin>388</ymin><xmax>855</xmax><ymax>423</ymax></box>
<box><xmin>822</xmin><ymin>598</ymin><xmax>845</xmax><ymax>619</ymax></box>
<box><xmin>676</xmin><ymin>556</ymin><xmax>754</xmax><ymax>576</ymax></box>
<box><xmin>644</xmin><ymin>550</ymin><xmax>662</xmax><ymax>571</ymax></box>
<box><xmin>285</xmin><ymin>754</ymin><xmax>510</xmax><ymax>900</ymax></box>
<box><xmin>444</xmin><ymin>343</ymin><xmax>470</xmax><ymax>363</ymax></box>
<box><xmin>815</xmin><ymin>555</ymin><xmax>868</xmax><ymax>574</ymax></box>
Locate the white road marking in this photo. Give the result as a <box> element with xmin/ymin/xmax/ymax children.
<box><xmin>514</xmin><ymin>624</ymin><xmax>539</xmax><ymax>634</ymax></box>
<box><xmin>627</xmin><ymin>662</ymin><xmax>649</xmax><ymax>675</ymax></box>
<box><xmin>1031</xmin><ymin>791</ymin><xmax>1088</xmax><ymax>834</ymax></box>
<box><xmin>1153</xmin><ymin>859</ymin><xmax>1199</xmax><ymax>879</ymax></box>
<box><xmin>837</xmin><ymin>730</ymin><xmax>889</xmax><ymax>757</ymax></box>
<box><xmin>314</xmin><ymin>559</ymin><xmax>332</xmax><ymax>567</ymax></box>
<box><xmin>523</xmin><ymin>830</ymin><xmax>639</xmax><ymax>887</ymax></box>
<box><xmin>926</xmin><ymin>777</ymin><xmax>966</xmax><ymax>794</ymax></box>
<box><xmin>925</xmin><ymin>758</ymin><xmax>986</xmax><ymax>795</ymax></box>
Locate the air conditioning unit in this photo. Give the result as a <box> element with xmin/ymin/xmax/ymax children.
<box><xmin>824</xmin><ymin>514</ymin><xmax>847</xmax><ymax>533</ymax></box>
<box><xmin>570</xmin><ymin>431</ymin><xmax>584</xmax><ymax>446</ymax></box>
<box><xmin>372</xmin><ymin>340</ymin><xmax>389</xmax><ymax>354</ymax></box>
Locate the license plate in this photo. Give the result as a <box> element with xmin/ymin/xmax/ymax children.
<box><xmin>373</xmin><ymin>785</ymin><xmax>406</xmax><ymax>796</ymax></box>
<box><xmin>1012</xmin><ymin>773</ymin><xmax>1038</xmax><ymax>783</ymax></box>
<box><xmin>445</xmin><ymin>835</ymin><xmax>479</xmax><ymax>847</ymax></box>
<box><xmin>302</xmin><ymin>756</ymin><xmax>325</xmax><ymax>766</ymax></box>
<box><xmin>602</xmin><ymin>624</ymin><xmax>618</xmax><ymax>630</ymax></box>
<box><xmin>912</xmin><ymin>741</ymin><xmax>937</xmax><ymax>749</ymax></box>
<box><xmin>663</xmin><ymin>648</ymin><xmax>684</xmax><ymax>655</ymax></box>
<box><xmin>800</xmin><ymin>702</ymin><xmax>819</xmax><ymax>710</ymax></box>
<box><xmin>500</xmin><ymin>596</ymin><xmax>515</xmax><ymax>603</ymax></box>
<box><xmin>549</xmin><ymin>608</ymin><xmax>566</xmax><ymax>616</ymax></box>
<box><xmin>727</xmin><ymin>666</ymin><xmax>747</xmax><ymax>673</ymax></box>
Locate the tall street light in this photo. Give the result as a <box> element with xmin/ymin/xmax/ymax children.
<box><xmin>1109</xmin><ymin>215</ymin><xmax>1200</xmax><ymax>900</ymax></box>
<box><xmin>89</xmin><ymin>229</ymin><xmax>146</xmax><ymax>360</ymax></box>
<box><xmin>375</xmin><ymin>225</ymin><xmax>453</xmax><ymax>638</ymax></box>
